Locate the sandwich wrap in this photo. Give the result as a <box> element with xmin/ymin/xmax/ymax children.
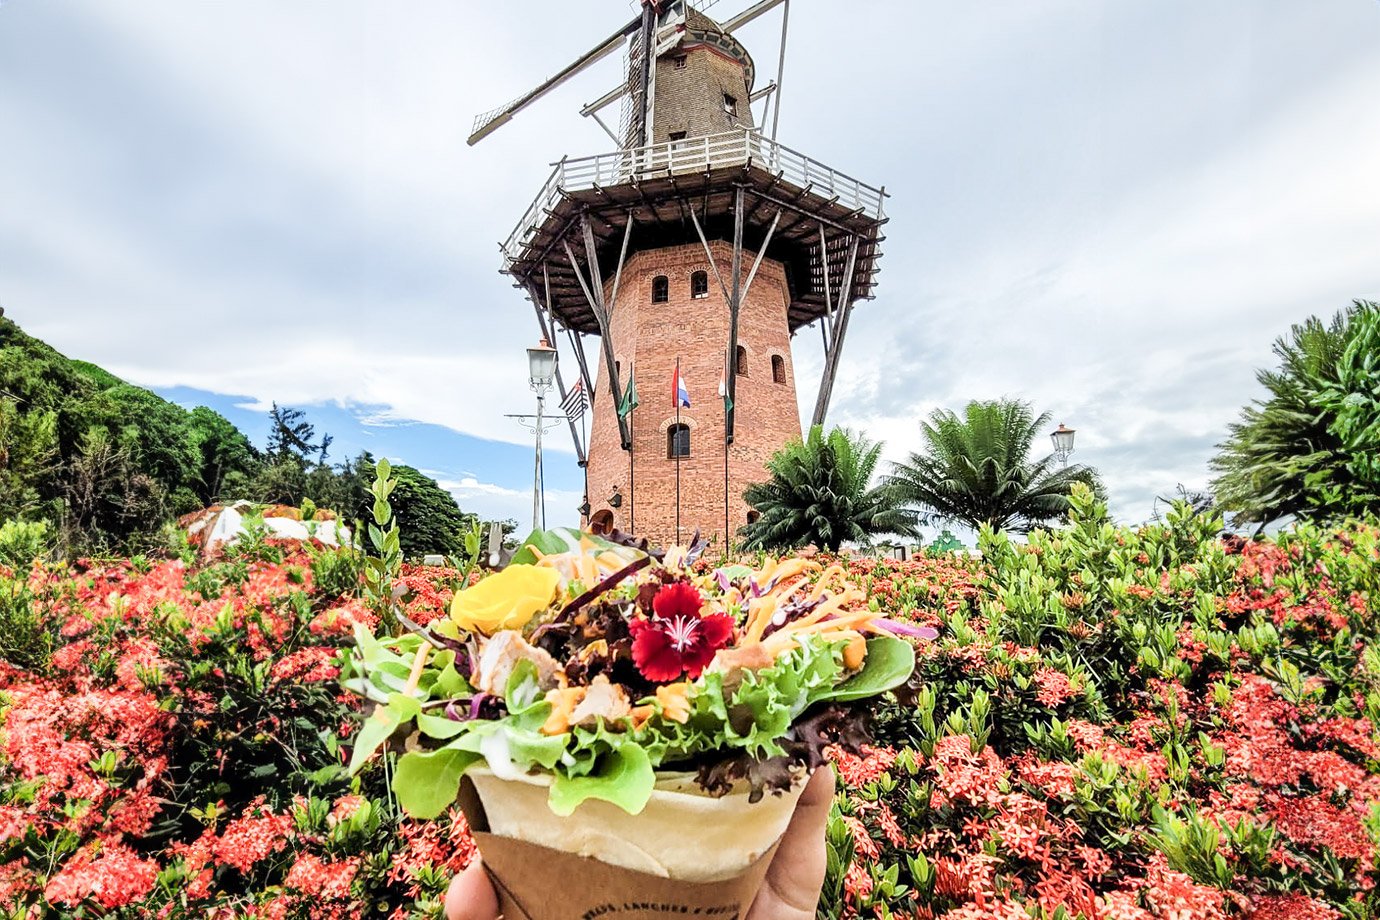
<box><xmin>344</xmin><ymin>529</ymin><xmax>932</xmax><ymax>915</ymax></box>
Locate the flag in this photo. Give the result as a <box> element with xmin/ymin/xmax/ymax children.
<box><xmin>672</xmin><ymin>365</ymin><xmax>691</xmax><ymax>409</ymax></box>
<box><xmin>719</xmin><ymin>350</ymin><xmax>733</xmax><ymax>415</ymax></box>
<box><xmin>617</xmin><ymin>369</ymin><xmax>639</xmax><ymax>419</ymax></box>
<box><xmin>560</xmin><ymin>379</ymin><xmax>586</xmax><ymax>422</ymax></box>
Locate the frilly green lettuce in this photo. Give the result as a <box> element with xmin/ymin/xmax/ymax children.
<box><xmin>367</xmin><ymin>634</ymin><xmax>914</xmax><ymax>819</ymax></box>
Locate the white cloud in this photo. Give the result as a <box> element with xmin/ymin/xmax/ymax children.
<box><xmin>433</xmin><ymin>474</ymin><xmax>583</xmax><ymax>531</ymax></box>
<box><xmin>3</xmin><ymin>0</ymin><xmax>1378</xmax><ymax>528</ymax></box>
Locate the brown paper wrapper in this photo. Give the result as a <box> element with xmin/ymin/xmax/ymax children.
<box><xmin>459</xmin><ymin>776</ymin><xmax>779</xmax><ymax>920</ymax></box>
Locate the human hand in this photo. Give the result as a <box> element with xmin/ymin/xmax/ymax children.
<box><xmin>445</xmin><ymin>765</ymin><xmax>835</xmax><ymax>920</ymax></box>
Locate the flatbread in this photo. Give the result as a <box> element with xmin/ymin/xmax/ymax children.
<box><xmin>465</xmin><ymin>767</ymin><xmax>807</xmax><ymax>882</ymax></box>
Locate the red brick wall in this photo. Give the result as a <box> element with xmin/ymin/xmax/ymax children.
<box><xmin>584</xmin><ymin>241</ymin><xmax>801</xmax><ymax>549</ymax></box>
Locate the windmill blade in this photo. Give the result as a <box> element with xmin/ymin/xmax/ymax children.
<box><xmin>721</xmin><ymin>0</ymin><xmax>786</xmax><ymax>32</ymax></box>
<box><xmin>467</xmin><ymin>13</ymin><xmax>643</xmax><ymax>146</ymax></box>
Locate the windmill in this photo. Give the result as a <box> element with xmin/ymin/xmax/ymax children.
<box><xmin>467</xmin><ymin>1</ymin><xmax>788</xmax><ymax>149</ymax></box>
<box><xmin>474</xmin><ymin>0</ymin><xmax>889</xmax><ymax>548</ymax></box>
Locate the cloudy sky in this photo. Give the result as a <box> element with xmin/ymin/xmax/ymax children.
<box><xmin>3</xmin><ymin>1</ymin><xmax>1378</xmax><ymax>533</ymax></box>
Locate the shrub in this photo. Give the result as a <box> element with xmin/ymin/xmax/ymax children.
<box><xmin>0</xmin><ymin>518</ymin><xmax>50</xmax><ymax>569</ymax></box>
<box><xmin>3</xmin><ymin>506</ymin><xmax>1380</xmax><ymax>917</ymax></box>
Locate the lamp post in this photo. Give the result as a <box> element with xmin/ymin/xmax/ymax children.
<box><xmin>526</xmin><ymin>339</ymin><xmax>558</xmax><ymax>531</ymax></box>
<box><xmin>1050</xmin><ymin>423</ymin><xmax>1076</xmax><ymax>466</ymax></box>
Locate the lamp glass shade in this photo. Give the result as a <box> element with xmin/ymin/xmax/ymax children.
<box><xmin>527</xmin><ymin>344</ymin><xmax>557</xmax><ymax>386</ymax></box>
<box><xmin>1050</xmin><ymin>424</ymin><xmax>1076</xmax><ymax>455</ymax></box>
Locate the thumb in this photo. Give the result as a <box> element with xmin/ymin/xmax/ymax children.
<box><xmin>445</xmin><ymin>859</ymin><xmax>501</xmax><ymax>920</ymax></box>
<box><xmin>749</xmin><ymin>765</ymin><xmax>835</xmax><ymax>920</ymax></box>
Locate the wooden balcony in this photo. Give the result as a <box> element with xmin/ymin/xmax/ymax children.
<box><xmin>500</xmin><ymin>130</ymin><xmax>888</xmax><ymax>335</ymax></box>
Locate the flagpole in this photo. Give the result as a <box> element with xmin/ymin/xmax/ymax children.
<box><xmin>581</xmin><ymin>391</ymin><xmax>589</xmax><ymax>529</ymax></box>
<box><xmin>675</xmin><ymin>356</ymin><xmax>682</xmax><ymax>545</ymax></box>
<box><xmin>629</xmin><ymin>381</ymin><xmax>636</xmax><ymax>536</ymax></box>
<box><xmin>723</xmin><ymin>347</ymin><xmax>730</xmax><ymax>556</ymax></box>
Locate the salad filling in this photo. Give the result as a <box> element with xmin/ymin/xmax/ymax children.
<box><xmin>343</xmin><ymin>529</ymin><xmax>925</xmax><ymax>819</ymax></box>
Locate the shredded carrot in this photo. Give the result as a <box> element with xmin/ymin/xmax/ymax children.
<box><xmin>843</xmin><ymin>634</ymin><xmax>868</xmax><ymax>670</ymax></box>
<box><xmin>808</xmin><ymin>565</ymin><xmax>845</xmax><ymax>602</ymax></box>
<box><xmin>402</xmin><ymin>643</ymin><xmax>430</xmax><ymax>696</ymax></box>
<box><xmin>781</xmin><ymin>592</ymin><xmax>859</xmax><ymax>631</ymax></box>
<box><xmin>770</xmin><ymin>575</ymin><xmax>811</xmax><ymax>603</ymax></box>
<box><xmin>744</xmin><ymin>594</ymin><xmax>780</xmax><ymax>643</ymax></box>
<box><xmin>784</xmin><ymin>608</ymin><xmax>878</xmax><ymax>636</ymax></box>
<box><xmin>765</xmin><ymin>558</ymin><xmax>815</xmax><ymax>589</ymax></box>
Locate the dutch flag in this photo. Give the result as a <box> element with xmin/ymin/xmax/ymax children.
<box><xmin>672</xmin><ymin>365</ymin><xmax>691</xmax><ymax>409</ymax></box>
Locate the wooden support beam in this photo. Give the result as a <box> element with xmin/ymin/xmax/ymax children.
<box><xmin>527</xmin><ymin>276</ymin><xmax>586</xmax><ymax>464</ymax></box>
<box><xmin>726</xmin><ymin>186</ymin><xmax>745</xmax><ymax>444</ymax></box>
<box><xmin>689</xmin><ymin>206</ymin><xmax>733</xmax><ymax>304</ymax></box>
<box><xmin>563</xmin><ymin>229</ymin><xmax>631</xmax><ymax>450</ymax></box>
<box><xmin>739</xmin><ymin>208</ymin><xmax>781</xmax><ymax>307</ymax></box>
<box><xmin>605</xmin><ymin>212</ymin><xmax>634</xmax><ymax>333</ymax></box>
<box><xmin>817</xmin><ymin>223</ymin><xmax>833</xmax><ymax>330</ymax></box>
<box><xmin>812</xmin><ymin>234</ymin><xmax>860</xmax><ymax>427</ymax></box>
<box><xmin>579</xmin><ymin>213</ymin><xmax>633</xmax><ymax>452</ymax></box>
<box><xmin>545</xmin><ymin>263</ymin><xmax>597</xmax><ymax>428</ymax></box>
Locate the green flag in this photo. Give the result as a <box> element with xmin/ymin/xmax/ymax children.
<box><xmin>617</xmin><ymin>370</ymin><xmax>639</xmax><ymax>419</ymax></box>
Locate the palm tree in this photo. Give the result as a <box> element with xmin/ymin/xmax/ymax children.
<box><xmin>739</xmin><ymin>426</ymin><xmax>919</xmax><ymax>553</ymax></box>
<box><xmin>1210</xmin><ymin>301</ymin><xmax>1380</xmax><ymax>525</ymax></box>
<box><xmin>889</xmin><ymin>399</ymin><xmax>1102</xmax><ymax>533</ymax></box>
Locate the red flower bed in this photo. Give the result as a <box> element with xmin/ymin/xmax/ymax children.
<box><xmin>1</xmin><ymin>496</ymin><xmax>1378</xmax><ymax>918</ymax></box>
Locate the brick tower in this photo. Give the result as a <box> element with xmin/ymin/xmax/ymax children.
<box><xmin>470</xmin><ymin>1</ymin><xmax>887</xmax><ymax>548</ymax></box>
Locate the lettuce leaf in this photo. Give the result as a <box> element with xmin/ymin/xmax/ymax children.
<box><xmin>395</xmin><ymin>747</ymin><xmax>483</xmax><ymax>819</ymax></box>
<box><xmin>548</xmin><ymin>740</ymin><xmax>655</xmax><ymax>817</ymax></box>
<box><xmin>811</xmin><ymin>636</ymin><xmax>915</xmax><ymax>704</ymax></box>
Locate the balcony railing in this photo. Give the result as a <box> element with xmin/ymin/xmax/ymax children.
<box><xmin>501</xmin><ymin>130</ymin><xmax>886</xmax><ymax>263</ymax></box>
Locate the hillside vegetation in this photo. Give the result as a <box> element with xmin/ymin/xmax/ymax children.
<box><xmin>0</xmin><ymin>316</ymin><xmax>475</xmax><ymax>557</ymax></box>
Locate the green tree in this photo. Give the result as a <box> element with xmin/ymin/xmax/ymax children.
<box><xmin>889</xmin><ymin>399</ymin><xmax>1102</xmax><ymax>533</ymax></box>
<box><xmin>0</xmin><ymin>399</ymin><xmax>59</xmax><ymax>521</ymax></box>
<box><xmin>387</xmin><ymin>463</ymin><xmax>476</xmax><ymax>558</ymax></box>
<box><xmin>268</xmin><ymin>403</ymin><xmax>331</xmax><ymax>463</ymax></box>
<box><xmin>1211</xmin><ymin>300</ymin><xmax>1380</xmax><ymax>525</ymax></box>
<box><xmin>187</xmin><ymin>406</ymin><xmax>260</xmax><ymax>505</ymax></box>
<box><xmin>739</xmin><ymin>426</ymin><xmax>919</xmax><ymax>553</ymax></box>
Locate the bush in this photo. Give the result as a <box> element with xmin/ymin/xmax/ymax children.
<box><xmin>0</xmin><ymin>518</ymin><xmax>50</xmax><ymax>570</ymax></box>
<box><xmin>3</xmin><ymin>510</ymin><xmax>1380</xmax><ymax>917</ymax></box>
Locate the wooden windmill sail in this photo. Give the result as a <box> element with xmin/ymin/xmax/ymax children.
<box><xmin>472</xmin><ymin>0</ymin><xmax>889</xmax><ymax>547</ymax></box>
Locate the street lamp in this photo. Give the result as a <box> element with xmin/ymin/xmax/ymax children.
<box><xmin>1050</xmin><ymin>423</ymin><xmax>1076</xmax><ymax>465</ymax></box>
<box><xmin>526</xmin><ymin>339</ymin><xmax>558</xmax><ymax>531</ymax></box>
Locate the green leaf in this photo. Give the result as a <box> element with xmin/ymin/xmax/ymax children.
<box><xmin>510</xmin><ymin>528</ymin><xmax>581</xmax><ymax>566</ymax></box>
<box><xmin>394</xmin><ymin>747</ymin><xmax>482</xmax><ymax>819</ymax></box>
<box><xmin>548</xmin><ymin>741</ymin><xmax>655</xmax><ymax>816</ymax></box>
<box><xmin>813</xmin><ymin>636</ymin><xmax>915</xmax><ymax>703</ymax></box>
<box><xmin>386</xmin><ymin>692</ymin><xmax>423</xmax><ymax>722</ymax></box>
<box><xmin>417</xmin><ymin>712</ymin><xmax>471</xmax><ymax>740</ymax></box>
<box><xmin>348</xmin><ymin>710</ymin><xmax>398</xmax><ymax>774</ymax></box>
<box><xmin>433</xmin><ymin>661</ymin><xmax>471</xmax><ymax>698</ymax></box>
<box><xmin>509</xmin><ymin>527</ymin><xmax>629</xmax><ymax>566</ymax></box>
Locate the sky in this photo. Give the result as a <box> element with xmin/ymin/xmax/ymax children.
<box><xmin>2</xmin><ymin>1</ymin><xmax>1378</xmax><ymax>536</ymax></box>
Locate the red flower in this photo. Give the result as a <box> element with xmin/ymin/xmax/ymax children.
<box><xmin>631</xmin><ymin>581</ymin><xmax>734</xmax><ymax>682</ymax></box>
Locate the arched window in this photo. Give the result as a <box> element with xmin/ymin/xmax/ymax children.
<box><xmin>590</xmin><ymin>509</ymin><xmax>614</xmax><ymax>535</ymax></box>
<box><xmin>746</xmin><ymin>509</ymin><xmax>761</xmax><ymax>525</ymax></box>
<box><xmin>690</xmin><ymin>271</ymin><xmax>709</xmax><ymax>299</ymax></box>
<box><xmin>667</xmin><ymin>424</ymin><xmax>690</xmax><ymax>459</ymax></box>
<box><xmin>735</xmin><ymin>345</ymin><xmax>748</xmax><ymax>376</ymax></box>
<box><xmin>651</xmin><ymin>275</ymin><xmax>669</xmax><ymax>303</ymax></box>
<box><xmin>771</xmin><ymin>354</ymin><xmax>786</xmax><ymax>384</ymax></box>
